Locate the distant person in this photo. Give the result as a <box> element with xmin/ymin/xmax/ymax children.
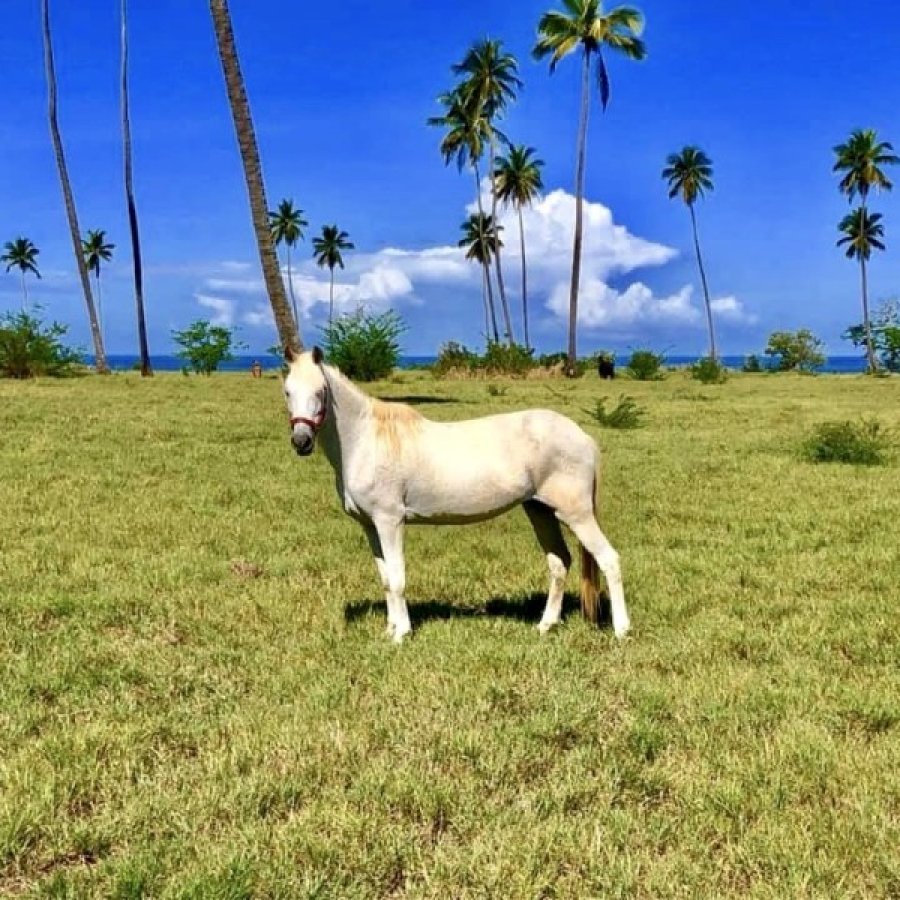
<box><xmin>250</xmin><ymin>360</ymin><xmax>263</xmax><ymax>379</ymax></box>
<box><xmin>597</xmin><ymin>355</ymin><xmax>615</xmax><ymax>380</ymax></box>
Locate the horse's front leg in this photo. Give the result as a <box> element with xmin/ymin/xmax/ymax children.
<box><xmin>361</xmin><ymin>521</ymin><xmax>398</xmax><ymax>638</ymax></box>
<box><xmin>373</xmin><ymin>517</ymin><xmax>411</xmax><ymax>644</ymax></box>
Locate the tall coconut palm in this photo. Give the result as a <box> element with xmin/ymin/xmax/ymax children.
<box><xmin>82</xmin><ymin>229</ymin><xmax>115</xmax><ymax>338</ymax></box>
<box><xmin>120</xmin><ymin>0</ymin><xmax>152</xmax><ymax>376</ymax></box>
<box><xmin>2</xmin><ymin>238</ymin><xmax>41</xmax><ymax>310</ymax></box>
<box><xmin>494</xmin><ymin>145</ymin><xmax>544</xmax><ymax>351</ymax></box>
<box><xmin>452</xmin><ymin>39</ymin><xmax>521</xmax><ymax>344</ymax></box>
<box><xmin>458</xmin><ymin>213</ymin><xmax>503</xmax><ymax>342</ymax></box>
<box><xmin>533</xmin><ymin>0</ymin><xmax>646</xmax><ymax>374</ymax></box>
<box><xmin>663</xmin><ymin>146</ymin><xmax>718</xmax><ymax>360</ymax></box>
<box><xmin>833</xmin><ymin>128</ymin><xmax>898</xmax><ymax>372</ymax></box>
<box><xmin>269</xmin><ymin>199</ymin><xmax>309</xmax><ymax>329</ymax></box>
<box><xmin>837</xmin><ymin>208</ymin><xmax>886</xmax><ymax>373</ymax></box>
<box><xmin>209</xmin><ymin>0</ymin><xmax>301</xmax><ymax>354</ymax></box>
<box><xmin>428</xmin><ymin>89</ymin><xmax>503</xmax><ymax>341</ymax></box>
<box><xmin>41</xmin><ymin>0</ymin><xmax>108</xmax><ymax>373</ymax></box>
<box><xmin>312</xmin><ymin>226</ymin><xmax>354</xmax><ymax>323</ymax></box>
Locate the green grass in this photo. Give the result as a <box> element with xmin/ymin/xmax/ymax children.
<box><xmin>1</xmin><ymin>370</ymin><xmax>899</xmax><ymax>898</ymax></box>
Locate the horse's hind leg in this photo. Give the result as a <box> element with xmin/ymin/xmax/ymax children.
<box><xmin>523</xmin><ymin>500</ymin><xmax>572</xmax><ymax>634</ymax></box>
<box><xmin>563</xmin><ymin>514</ymin><xmax>629</xmax><ymax>638</ymax></box>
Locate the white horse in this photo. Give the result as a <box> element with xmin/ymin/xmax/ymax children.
<box><xmin>283</xmin><ymin>347</ymin><xmax>629</xmax><ymax>643</ymax></box>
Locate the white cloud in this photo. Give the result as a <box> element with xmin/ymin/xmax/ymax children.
<box><xmin>195</xmin><ymin>293</ymin><xmax>234</xmax><ymax>326</ymax></box>
<box><xmin>711</xmin><ymin>294</ymin><xmax>757</xmax><ymax>324</ymax></box>
<box><xmin>548</xmin><ymin>281</ymin><xmax>700</xmax><ymax>328</ymax></box>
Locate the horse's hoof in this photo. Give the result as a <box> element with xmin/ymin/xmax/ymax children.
<box><xmin>613</xmin><ymin>623</ymin><xmax>632</xmax><ymax>640</ymax></box>
<box><xmin>536</xmin><ymin>621</ymin><xmax>558</xmax><ymax>636</ymax></box>
<box><xmin>392</xmin><ymin>624</ymin><xmax>412</xmax><ymax>645</ymax></box>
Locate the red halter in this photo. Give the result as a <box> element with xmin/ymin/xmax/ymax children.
<box><xmin>289</xmin><ymin>389</ymin><xmax>328</xmax><ymax>432</ymax></box>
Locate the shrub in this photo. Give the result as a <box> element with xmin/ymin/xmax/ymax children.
<box><xmin>742</xmin><ymin>354</ymin><xmax>763</xmax><ymax>373</ymax></box>
<box><xmin>589</xmin><ymin>395</ymin><xmax>646</xmax><ymax>429</ymax></box>
<box><xmin>321</xmin><ymin>308</ymin><xmax>405</xmax><ymax>381</ymax></box>
<box><xmin>765</xmin><ymin>329</ymin><xmax>825</xmax><ymax>372</ymax></box>
<box><xmin>0</xmin><ymin>311</ymin><xmax>82</xmax><ymax>378</ymax></box>
<box><xmin>843</xmin><ymin>300</ymin><xmax>900</xmax><ymax>372</ymax></box>
<box><xmin>535</xmin><ymin>351</ymin><xmax>587</xmax><ymax>377</ymax></box>
<box><xmin>481</xmin><ymin>341</ymin><xmax>534</xmax><ymax>377</ymax></box>
<box><xmin>690</xmin><ymin>356</ymin><xmax>728</xmax><ymax>384</ymax></box>
<box><xmin>486</xmin><ymin>384</ymin><xmax>508</xmax><ymax>397</ymax></box>
<box><xmin>433</xmin><ymin>341</ymin><xmax>479</xmax><ymax>377</ymax></box>
<box><xmin>626</xmin><ymin>349</ymin><xmax>665</xmax><ymax>381</ymax></box>
<box><xmin>173</xmin><ymin>320</ymin><xmax>241</xmax><ymax>375</ymax></box>
<box><xmin>803</xmin><ymin>419</ymin><xmax>890</xmax><ymax>465</ymax></box>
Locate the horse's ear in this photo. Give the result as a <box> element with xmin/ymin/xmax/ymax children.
<box><xmin>284</xmin><ymin>344</ymin><xmax>296</xmax><ymax>363</ymax></box>
<box><xmin>312</xmin><ymin>346</ymin><xmax>323</xmax><ymax>365</ymax></box>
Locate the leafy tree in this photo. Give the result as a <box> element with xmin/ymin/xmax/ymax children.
<box><xmin>41</xmin><ymin>0</ymin><xmax>108</xmax><ymax>372</ymax></box>
<box><xmin>82</xmin><ymin>229</ymin><xmax>115</xmax><ymax>337</ymax></box>
<box><xmin>269</xmin><ymin>198</ymin><xmax>309</xmax><ymax>330</ymax></box>
<box><xmin>2</xmin><ymin>238</ymin><xmax>41</xmax><ymax>310</ymax></box>
<box><xmin>172</xmin><ymin>320</ymin><xmax>241</xmax><ymax>374</ymax></box>
<box><xmin>120</xmin><ymin>0</ymin><xmax>152</xmax><ymax>376</ymax></box>
<box><xmin>452</xmin><ymin>39</ymin><xmax>521</xmax><ymax>344</ymax></box>
<box><xmin>765</xmin><ymin>329</ymin><xmax>825</xmax><ymax>372</ymax></box>
<box><xmin>844</xmin><ymin>299</ymin><xmax>900</xmax><ymax>372</ymax></box>
<box><xmin>208</xmin><ymin>0</ymin><xmax>301</xmax><ymax>354</ymax></box>
<box><xmin>459</xmin><ymin>213</ymin><xmax>503</xmax><ymax>342</ymax></box>
<box><xmin>833</xmin><ymin>129</ymin><xmax>898</xmax><ymax>373</ymax></box>
<box><xmin>312</xmin><ymin>225</ymin><xmax>354</xmax><ymax>324</ymax></box>
<box><xmin>321</xmin><ymin>308</ymin><xmax>406</xmax><ymax>381</ymax></box>
<box><xmin>663</xmin><ymin>146</ymin><xmax>718</xmax><ymax>360</ymax></box>
<box><xmin>0</xmin><ymin>310</ymin><xmax>82</xmax><ymax>378</ymax></box>
<box><xmin>533</xmin><ymin>0</ymin><xmax>646</xmax><ymax>375</ymax></box>
<box><xmin>837</xmin><ymin>207</ymin><xmax>886</xmax><ymax>373</ymax></box>
<box><xmin>494</xmin><ymin>145</ymin><xmax>544</xmax><ymax>351</ymax></box>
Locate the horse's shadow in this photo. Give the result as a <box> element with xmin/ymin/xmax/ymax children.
<box><xmin>344</xmin><ymin>591</ymin><xmax>610</xmax><ymax>628</ymax></box>
<box><xmin>375</xmin><ymin>394</ymin><xmax>466</xmax><ymax>406</ymax></box>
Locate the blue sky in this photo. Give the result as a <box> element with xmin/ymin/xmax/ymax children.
<box><xmin>1</xmin><ymin>0</ymin><xmax>898</xmax><ymax>356</ymax></box>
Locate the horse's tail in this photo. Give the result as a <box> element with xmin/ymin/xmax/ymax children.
<box><xmin>579</xmin><ymin>473</ymin><xmax>600</xmax><ymax>624</ymax></box>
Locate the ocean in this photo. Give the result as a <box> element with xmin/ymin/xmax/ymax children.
<box><xmin>95</xmin><ymin>353</ymin><xmax>871</xmax><ymax>374</ymax></box>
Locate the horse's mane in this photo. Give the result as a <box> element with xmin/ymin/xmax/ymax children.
<box><xmin>371</xmin><ymin>398</ymin><xmax>423</xmax><ymax>453</ymax></box>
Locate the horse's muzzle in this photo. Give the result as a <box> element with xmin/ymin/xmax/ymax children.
<box><xmin>291</xmin><ymin>432</ymin><xmax>314</xmax><ymax>456</ymax></box>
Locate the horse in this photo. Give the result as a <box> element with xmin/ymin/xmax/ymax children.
<box><xmin>282</xmin><ymin>346</ymin><xmax>629</xmax><ymax>644</ymax></box>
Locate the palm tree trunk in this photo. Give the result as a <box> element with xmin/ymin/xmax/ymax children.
<box><xmin>567</xmin><ymin>49</ymin><xmax>592</xmax><ymax>376</ymax></box>
<box><xmin>480</xmin><ymin>265</ymin><xmax>491</xmax><ymax>339</ymax></box>
<box><xmin>96</xmin><ymin>274</ymin><xmax>103</xmax><ymax>339</ymax></box>
<box><xmin>860</xmin><ymin>255</ymin><xmax>878</xmax><ymax>373</ymax></box>
<box><xmin>286</xmin><ymin>244</ymin><xmax>300</xmax><ymax>328</ymax></box>
<box><xmin>209</xmin><ymin>0</ymin><xmax>301</xmax><ymax>354</ymax></box>
<box><xmin>473</xmin><ymin>161</ymin><xmax>500</xmax><ymax>343</ymax></box>
<box><xmin>329</xmin><ymin>268</ymin><xmax>334</xmax><ymax>323</ymax></box>
<box><xmin>121</xmin><ymin>0</ymin><xmax>152</xmax><ymax>376</ymax></box>
<box><xmin>489</xmin><ymin>134</ymin><xmax>514</xmax><ymax>344</ymax></box>
<box><xmin>21</xmin><ymin>271</ymin><xmax>28</xmax><ymax>313</ymax></box>
<box><xmin>517</xmin><ymin>203</ymin><xmax>529</xmax><ymax>352</ymax></box>
<box><xmin>41</xmin><ymin>0</ymin><xmax>109</xmax><ymax>374</ymax></box>
<box><xmin>689</xmin><ymin>203</ymin><xmax>717</xmax><ymax>361</ymax></box>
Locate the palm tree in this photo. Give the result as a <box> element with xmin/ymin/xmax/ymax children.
<box><xmin>837</xmin><ymin>208</ymin><xmax>886</xmax><ymax>373</ymax></box>
<box><xmin>833</xmin><ymin>128</ymin><xmax>898</xmax><ymax>372</ymax></box>
<box><xmin>269</xmin><ymin>199</ymin><xmax>309</xmax><ymax>329</ymax></box>
<box><xmin>533</xmin><ymin>0</ymin><xmax>646</xmax><ymax>374</ymax></box>
<box><xmin>458</xmin><ymin>213</ymin><xmax>503</xmax><ymax>342</ymax></box>
<box><xmin>41</xmin><ymin>0</ymin><xmax>108</xmax><ymax>373</ymax></box>
<box><xmin>209</xmin><ymin>0</ymin><xmax>301</xmax><ymax>354</ymax></box>
<box><xmin>663</xmin><ymin>146</ymin><xmax>718</xmax><ymax>360</ymax></box>
<box><xmin>428</xmin><ymin>89</ymin><xmax>504</xmax><ymax>341</ymax></box>
<box><xmin>121</xmin><ymin>0</ymin><xmax>152</xmax><ymax>376</ymax></box>
<box><xmin>452</xmin><ymin>39</ymin><xmax>521</xmax><ymax>344</ymax></box>
<box><xmin>312</xmin><ymin>226</ymin><xmax>354</xmax><ymax>323</ymax></box>
<box><xmin>82</xmin><ymin>229</ymin><xmax>115</xmax><ymax>338</ymax></box>
<box><xmin>2</xmin><ymin>238</ymin><xmax>41</xmax><ymax>310</ymax></box>
<box><xmin>494</xmin><ymin>145</ymin><xmax>544</xmax><ymax>351</ymax></box>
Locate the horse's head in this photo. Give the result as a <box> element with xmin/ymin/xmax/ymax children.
<box><xmin>283</xmin><ymin>345</ymin><xmax>327</xmax><ymax>456</ymax></box>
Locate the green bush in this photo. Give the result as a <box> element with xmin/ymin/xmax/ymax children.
<box><xmin>321</xmin><ymin>308</ymin><xmax>405</xmax><ymax>381</ymax></box>
<box><xmin>589</xmin><ymin>394</ymin><xmax>646</xmax><ymax>429</ymax></box>
<box><xmin>433</xmin><ymin>341</ymin><xmax>479</xmax><ymax>377</ymax></box>
<box><xmin>843</xmin><ymin>300</ymin><xmax>900</xmax><ymax>372</ymax></box>
<box><xmin>0</xmin><ymin>310</ymin><xmax>82</xmax><ymax>378</ymax></box>
<box><xmin>626</xmin><ymin>349</ymin><xmax>665</xmax><ymax>381</ymax></box>
<box><xmin>534</xmin><ymin>351</ymin><xmax>591</xmax><ymax>376</ymax></box>
<box><xmin>765</xmin><ymin>329</ymin><xmax>825</xmax><ymax>372</ymax></box>
<box><xmin>690</xmin><ymin>356</ymin><xmax>728</xmax><ymax>384</ymax></box>
<box><xmin>481</xmin><ymin>341</ymin><xmax>534</xmax><ymax>376</ymax></box>
<box><xmin>803</xmin><ymin>419</ymin><xmax>890</xmax><ymax>465</ymax></box>
<box><xmin>742</xmin><ymin>354</ymin><xmax>763</xmax><ymax>373</ymax></box>
<box><xmin>173</xmin><ymin>320</ymin><xmax>241</xmax><ymax>375</ymax></box>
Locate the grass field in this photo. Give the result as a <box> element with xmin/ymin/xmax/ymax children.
<box><xmin>1</xmin><ymin>368</ymin><xmax>899</xmax><ymax>898</ymax></box>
